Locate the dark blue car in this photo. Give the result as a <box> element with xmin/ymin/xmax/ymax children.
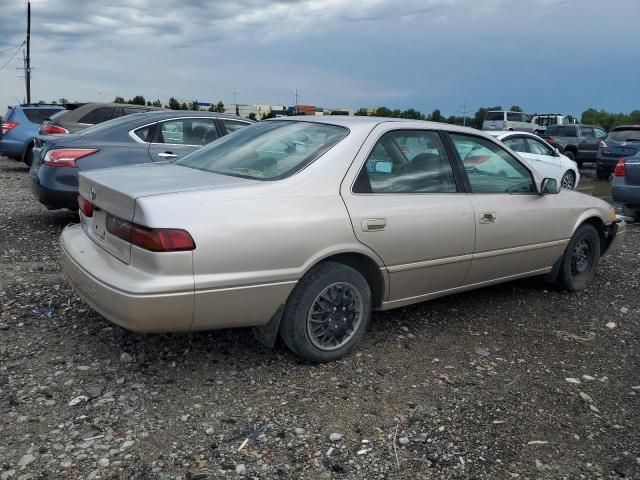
<box><xmin>612</xmin><ymin>151</ymin><xmax>640</xmax><ymax>221</ymax></box>
<box><xmin>596</xmin><ymin>125</ymin><xmax>640</xmax><ymax>179</ymax></box>
<box><xmin>30</xmin><ymin>110</ymin><xmax>253</xmax><ymax>210</ymax></box>
<box><xmin>0</xmin><ymin>104</ymin><xmax>64</xmax><ymax>164</ymax></box>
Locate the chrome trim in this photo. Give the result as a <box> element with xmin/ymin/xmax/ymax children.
<box><xmin>126</xmin><ymin>116</ymin><xmax>247</xmax><ymax>146</ymax></box>
<box><xmin>386</xmin><ymin>239</ymin><xmax>569</xmax><ymax>273</ymax></box>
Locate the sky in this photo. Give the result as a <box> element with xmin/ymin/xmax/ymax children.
<box><xmin>0</xmin><ymin>0</ymin><xmax>639</xmax><ymax>117</ymax></box>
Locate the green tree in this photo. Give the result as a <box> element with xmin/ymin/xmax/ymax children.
<box><xmin>261</xmin><ymin>111</ymin><xmax>276</xmax><ymax>120</ymax></box>
<box><xmin>247</xmin><ymin>112</ymin><xmax>257</xmax><ymax>120</ymax></box>
<box><xmin>401</xmin><ymin>108</ymin><xmax>423</xmax><ymax>120</ymax></box>
<box><xmin>215</xmin><ymin>101</ymin><xmax>225</xmax><ymax>113</ymax></box>
<box><xmin>355</xmin><ymin>108</ymin><xmax>369</xmax><ymax>116</ymax></box>
<box><xmin>428</xmin><ymin>109</ymin><xmax>444</xmax><ymax>122</ymax></box>
<box><xmin>375</xmin><ymin>106</ymin><xmax>393</xmax><ymax>118</ymax></box>
<box><xmin>113</xmin><ymin>96</ymin><xmax>125</xmax><ymax>104</ymax></box>
<box><xmin>207</xmin><ymin>104</ymin><xmax>216</xmax><ymax>112</ymax></box>
<box><xmin>58</xmin><ymin>98</ymin><xmax>69</xmax><ymax>104</ymax></box>
<box><xmin>152</xmin><ymin>99</ymin><xmax>162</xmax><ymax>108</ymax></box>
<box><xmin>129</xmin><ymin>95</ymin><xmax>146</xmax><ymax>106</ymax></box>
<box><xmin>189</xmin><ymin>101</ymin><xmax>200</xmax><ymax>111</ymax></box>
<box><xmin>146</xmin><ymin>101</ymin><xmax>152</xmax><ymax>106</ymax></box>
<box><xmin>168</xmin><ymin>97</ymin><xmax>181</xmax><ymax>110</ymax></box>
<box><xmin>180</xmin><ymin>102</ymin><xmax>188</xmax><ymax>110</ymax></box>
<box><xmin>509</xmin><ymin>105</ymin><xmax>523</xmax><ymax>112</ymax></box>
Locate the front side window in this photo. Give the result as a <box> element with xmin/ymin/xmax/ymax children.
<box><xmin>176</xmin><ymin>121</ymin><xmax>348</xmax><ymax>180</ymax></box>
<box><xmin>580</xmin><ymin>127</ymin><xmax>595</xmax><ymax>139</ymax></box>
<box><xmin>526</xmin><ymin>138</ymin><xmax>554</xmax><ymax>156</ymax></box>
<box><xmin>594</xmin><ymin>128</ymin><xmax>607</xmax><ymax>140</ymax></box>
<box><xmin>450</xmin><ymin>134</ymin><xmax>535</xmax><ymax>194</ymax></box>
<box><xmin>503</xmin><ymin>136</ymin><xmax>527</xmax><ymax>153</ymax></box>
<box><xmin>353</xmin><ymin>130</ymin><xmax>456</xmax><ymax>194</ymax></box>
<box><xmin>78</xmin><ymin>107</ymin><xmax>115</xmax><ymax>124</ymax></box>
<box><xmin>155</xmin><ymin>118</ymin><xmax>218</xmax><ymax>146</ymax></box>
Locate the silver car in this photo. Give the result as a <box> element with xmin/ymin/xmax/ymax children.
<box><xmin>60</xmin><ymin>117</ymin><xmax>625</xmax><ymax>362</ymax></box>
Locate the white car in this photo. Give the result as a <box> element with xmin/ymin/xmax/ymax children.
<box><xmin>487</xmin><ymin>131</ymin><xmax>580</xmax><ymax>189</ymax></box>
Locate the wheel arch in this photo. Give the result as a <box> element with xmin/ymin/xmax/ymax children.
<box><xmin>573</xmin><ymin>215</ymin><xmax>607</xmax><ymax>255</ymax></box>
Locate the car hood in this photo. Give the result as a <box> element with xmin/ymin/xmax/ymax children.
<box><xmin>79</xmin><ymin>162</ymin><xmax>260</xmax><ymax>221</ymax></box>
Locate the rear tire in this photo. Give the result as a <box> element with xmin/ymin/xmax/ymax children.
<box><xmin>279</xmin><ymin>262</ymin><xmax>372</xmax><ymax>363</ymax></box>
<box><xmin>596</xmin><ymin>168</ymin><xmax>610</xmax><ymax>180</ymax></box>
<box><xmin>560</xmin><ymin>170</ymin><xmax>576</xmax><ymax>189</ymax></box>
<box><xmin>22</xmin><ymin>143</ymin><xmax>34</xmax><ymax>167</ymax></box>
<box><xmin>555</xmin><ymin>224</ymin><xmax>600</xmax><ymax>292</ymax></box>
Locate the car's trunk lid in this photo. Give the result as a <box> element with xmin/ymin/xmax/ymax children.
<box><xmin>78</xmin><ymin>162</ymin><xmax>260</xmax><ymax>263</ymax></box>
<box><xmin>601</xmin><ymin>138</ymin><xmax>640</xmax><ymax>159</ymax></box>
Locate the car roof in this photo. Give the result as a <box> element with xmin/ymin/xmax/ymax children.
<box><xmin>613</xmin><ymin>124</ymin><xmax>640</xmax><ymax>130</ymax></box>
<box><xmin>489</xmin><ymin>131</ymin><xmax>544</xmax><ymax>140</ymax></box>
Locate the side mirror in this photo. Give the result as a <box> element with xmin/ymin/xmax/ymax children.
<box><xmin>553</xmin><ymin>147</ymin><xmax>560</xmax><ymax>157</ymax></box>
<box><xmin>540</xmin><ymin>178</ymin><xmax>560</xmax><ymax>194</ymax></box>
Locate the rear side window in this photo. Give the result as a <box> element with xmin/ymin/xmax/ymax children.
<box><xmin>155</xmin><ymin>118</ymin><xmax>218</xmax><ymax>146</ymax></box>
<box><xmin>503</xmin><ymin>136</ymin><xmax>527</xmax><ymax>153</ymax></box>
<box><xmin>558</xmin><ymin>126</ymin><xmax>577</xmax><ymax>137</ymax></box>
<box><xmin>23</xmin><ymin>108</ymin><xmax>61</xmax><ymax>124</ymax></box>
<box><xmin>507</xmin><ymin>112</ymin><xmax>520</xmax><ymax>121</ymax></box>
<box><xmin>133</xmin><ymin>125</ymin><xmax>155</xmax><ymax>142</ymax></box>
<box><xmin>222</xmin><ymin>119</ymin><xmax>251</xmax><ymax>134</ymax></box>
<box><xmin>354</xmin><ymin>130</ymin><xmax>457</xmax><ymax>194</ymax></box>
<box><xmin>610</xmin><ymin>129</ymin><xmax>640</xmax><ymax>142</ymax></box>
<box><xmin>580</xmin><ymin>127</ymin><xmax>594</xmax><ymax>138</ymax></box>
<box><xmin>78</xmin><ymin>107</ymin><xmax>115</xmax><ymax>124</ymax></box>
<box><xmin>485</xmin><ymin>112</ymin><xmax>504</xmax><ymax>121</ymax></box>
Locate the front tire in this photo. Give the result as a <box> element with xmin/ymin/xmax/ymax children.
<box><xmin>560</xmin><ymin>170</ymin><xmax>576</xmax><ymax>189</ymax></box>
<box><xmin>279</xmin><ymin>262</ymin><xmax>372</xmax><ymax>363</ymax></box>
<box><xmin>555</xmin><ymin>224</ymin><xmax>600</xmax><ymax>291</ymax></box>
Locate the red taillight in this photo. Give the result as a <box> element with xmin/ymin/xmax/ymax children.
<box><xmin>77</xmin><ymin>195</ymin><xmax>94</xmax><ymax>217</ymax></box>
<box><xmin>106</xmin><ymin>214</ymin><xmax>195</xmax><ymax>252</ymax></box>
<box><xmin>614</xmin><ymin>158</ymin><xmax>626</xmax><ymax>177</ymax></box>
<box><xmin>43</xmin><ymin>148</ymin><xmax>98</xmax><ymax>167</ymax></box>
<box><xmin>546</xmin><ymin>137</ymin><xmax>555</xmax><ymax>145</ymax></box>
<box><xmin>41</xmin><ymin>124</ymin><xmax>69</xmax><ymax>135</ymax></box>
<box><xmin>1</xmin><ymin>121</ymin><xmax>19</xmax><ymax>134</ymax></box>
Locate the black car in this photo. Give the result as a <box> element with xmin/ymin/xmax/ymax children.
<box><xmin>30</xmin><ymin>111</ymin><xmax>253</xmax><ymax>210</ymax></box>
<box><xmin>39</xmin><ymin>102</ymin><xmax>161</xmax><ymax>135</ymax></box>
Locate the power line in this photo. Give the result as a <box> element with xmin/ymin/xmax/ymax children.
<box><xmin>0</xmin><ymin>43</ymin><xmax>25</xmax><ymax>55</ymax></box>
<box><xmin>0</xmin><ymin>42</ymin><xmax>25</xmax><ymax>73</ymax></box>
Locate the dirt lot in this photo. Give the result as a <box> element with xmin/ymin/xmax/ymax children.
<box><xmin>0</xmin><ymin>155</ymin><xmax>638</xmax><ymax>480</ymax></box>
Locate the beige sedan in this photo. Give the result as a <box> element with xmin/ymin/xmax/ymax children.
<box><xmin>60</xmin><ymin>117</ymin><xmax>625</xmax><ymax>362</ymax></box>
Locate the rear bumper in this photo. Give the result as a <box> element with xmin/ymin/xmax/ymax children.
<box><xmin>0</xmin><ymin>138</ymin><xmax>25</xmax><ymax>158</ymax></box>
<box><xmin>61</xmin><ymin>225</ymin><xmax>195</xmax><ymax>332</ymax></box>
<box><xmin>30</xmin><ymin>166</ymin><xmax>79</xmax><ymax>210</ymax></box>
<box><xmin>612</xmin><ymin>182</ymin><xmax>640</xmax><ymax>207</ymax></box>
<box><xmin>596</xmin><ymin>156</ymin><xmax>620</xmax><ymax>169</ymax></box>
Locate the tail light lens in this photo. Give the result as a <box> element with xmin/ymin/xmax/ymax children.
<box><xmin>77</xmin><ymin>195</ymin><xmax>94</xmax><ymax>217</ymax></box>
<box><xmin>546</xmin><ymin>137</ymin><xmax>555</xmax><ymax>145</ymax></box>
<box><xmin>614</xmin><ymin>158</ymin><xmax>626</xmax><ymax>177</ymax></box>
<box><xmin>106</xmin><ymin>214</ymin><xmax>195</xmax><ymax>252</ymax></box>
<box><xmin>43</xmin><ymin>148</ymin><xmax>98</xmax><ymax>167</ymax></box>
<box><xmin>598</xmin><ymin>140</ymin><xmax>607</xmax><ymax>149</ymax></box>
<box><xmin>2</xmin><ymin>121</ymin><xmax>19</xmax><ymax>134</ymax></box>
<box><xmin>41</xmin><ymin>124</ymin><xmax>69</xmax><ymax>135</ymax></box>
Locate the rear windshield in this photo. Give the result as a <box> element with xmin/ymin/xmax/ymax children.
<box><xmin>176</xmin><ymin>121</ymin><xmax>349</xmax><ymax>180</ymax></box>
<box><xmin>23</xmin><ymin>108</ymin><xmax>62</xmax><ymax>124</ymax></box>
<box><xmin>484</xmin><ymin>112</ymin><xmax>504</xmax><ymax>121</ymax></box>
<box><xmin>73</xmin><ymin>113</ymin><xmax>153</xmax><ymax>136</ymax></box>
<box><xmin>610</xmin><ymin>128</ymin><xmax>640</xmax><ymax>142</ymax></box>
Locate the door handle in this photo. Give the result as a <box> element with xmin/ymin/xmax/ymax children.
<box><xmin>157</xmin><ymin>152</ymin><xmax>178</xmax><ymax>158</ymax></box>
<box><xmin>362</xmin><ymin>218</ymin><xmax>387</xmax><ymax>232</ymax></box>
<box><xmin>479</xmin><ymin>212</ymin><xmax>497</xmax><ymax>224</ymax></box>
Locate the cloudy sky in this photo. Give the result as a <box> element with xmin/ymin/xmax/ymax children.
<box><xmin>0</xmin><ymin>0</ymin><xmax>638</xmax><ymax>116</ymax></box>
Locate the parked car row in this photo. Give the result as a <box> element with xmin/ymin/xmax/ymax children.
<box><xmin>0</xmin><ymin>106</ymin><xmax>628</xmax><ymax>362</ymax></box>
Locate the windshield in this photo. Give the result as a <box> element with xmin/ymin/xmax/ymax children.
<box><xmin>610</xmin><ymin>128</ymin><xmax>640</xmax><ymax>142</ymax></box>
<box><xmin>176</xmin><ymin>120</ymin><xmax>349</xmax><ymax>180</ymax></box>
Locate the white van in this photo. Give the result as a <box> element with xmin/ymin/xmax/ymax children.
<box><xmin>482</xmin><ymin>111</ymin><xmax>536</xmax><ymax>132</ymax></box>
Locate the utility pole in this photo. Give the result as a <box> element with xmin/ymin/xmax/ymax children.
<box><xmin>294</xmin><ymin>88</ymin><xmax>299</xmax><ymax>115</ymax></box>
<box><xmin>26</xmin><ymin>0</ymin><xmax>31</xmax><ymax>104</ymax></box>
<box><xmin>457</xmin><ymin>99</ymin><xmax>470</xmax><ymax>127</ymax></box>
<box><xmin>233</xmin><ymin>91</ymin><xmax>238</xmax><ymax>115</ymax></box>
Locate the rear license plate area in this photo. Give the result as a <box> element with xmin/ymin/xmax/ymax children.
<box><xmin>92</xmin><ymin>209</ymin><xmax>107</xmax><ymax>239</ymax></box>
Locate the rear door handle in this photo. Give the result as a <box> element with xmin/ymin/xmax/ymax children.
<box><xmin>157</xmin><ymin>152</ymin><xmax>178</xmax><ymax>158</ymax></box>
<box><xmin>362</xmin><ymin>218</ymin><xmax>387</xmax><ymax>232</ymax></box>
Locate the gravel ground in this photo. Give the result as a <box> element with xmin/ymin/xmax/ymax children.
<box><xmin>0</xmin><ymin>155</ymin><xmax>638</xmax><ymax>480</ymax></box>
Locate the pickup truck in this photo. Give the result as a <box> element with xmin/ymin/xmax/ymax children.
<box><xmin>539</xmin><ymin>124</ymin><xmax>607</xmax><ymax>167</ymax></box>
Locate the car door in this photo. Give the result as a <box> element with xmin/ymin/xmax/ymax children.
<box><xmin>341</xmin><ymin>126</ymin><xmax>476</xmax><ymax>303</ymax></box>
<box><xmin>523</xmin><ymin>136</ymin><xmax>562</xmax><ymax>181</ymax></box>
<box><xmin>447</xmin><ymin>133</ymin><xmax>568</xmax><ymax>285</ymax></box>
<box><xmin>148</xmin><ymin>117</ymin><xmax>220</xmax><ymax>161</ymax></box>
<box><xmin>578</xmin><ymin>126</ymin><xmax>597</xmax><ymax>160</ymax></box>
